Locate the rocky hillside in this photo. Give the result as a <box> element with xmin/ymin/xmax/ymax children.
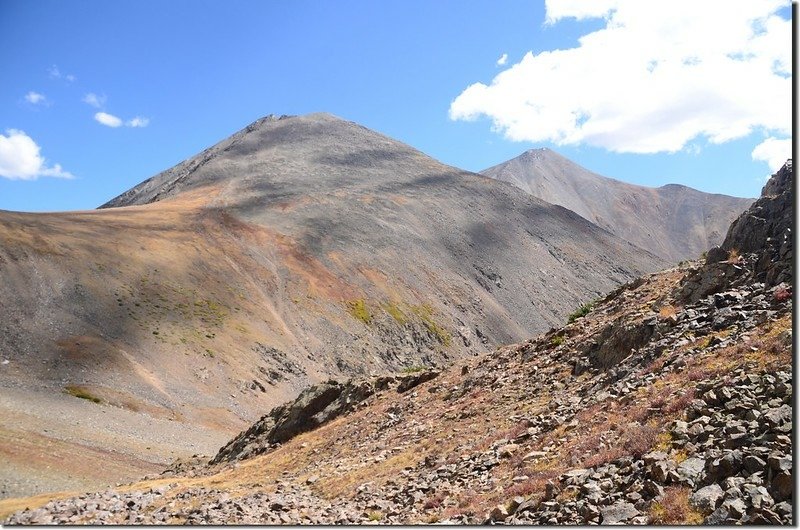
<box><xmin>482</xmin><ymin>148</ymin><xmax>753</xmax><ymax>262</ymax></box>
<box><xmin>0</xmin><ymin>113</ymin><xmax>664</xmax><ymax>498</ymax></box>
<box><xmin>3</xmin><ymin>163</ymin><xmax>791</xmax><ymax>524</ymax></box>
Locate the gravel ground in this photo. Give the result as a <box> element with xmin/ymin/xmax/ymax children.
<box><xmin>0</xmin><ymin>379</ymin><xmax>232</xmax><ymax>500</ymax></box>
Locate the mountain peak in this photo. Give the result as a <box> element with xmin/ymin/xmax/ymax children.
<box><xmin>482</xmin><ymin>151</ymin><xmax>753</xmax><ymax>262</ymax></box>
<box><xmin>99</xmin><ymin>112</ymin><xmax>409</xmax><ymax>209</ymax></box>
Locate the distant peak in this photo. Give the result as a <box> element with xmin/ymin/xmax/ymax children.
<box><xmin>244</xmin><ymin>112</ymin><xmax>348</xmax><ymax>132</ymax></box>
<box><xmin>518</xmin><ymin>147</ymin><xmax>569</xmax><ymax>162</ymax></box>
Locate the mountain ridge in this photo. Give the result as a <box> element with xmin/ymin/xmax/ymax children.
<box><xmin>0</xmin><ymin>113</ymin><xmax>664</xmax><ymax>499</ymax></box>
<box><xmin>481</xmin><ymin>148</ymin><xmax>754</xmax><ymax>262</ymax></box>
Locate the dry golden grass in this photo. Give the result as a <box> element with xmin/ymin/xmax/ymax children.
<box><xmin>658</xmin><ymin>304</ymin><xmax>677</xmax><ymax>319</ymax></box>
<box><xmin>648</xmin><ymin>486</ymin><xmax>704</xmax><ymax>524</ymax></box>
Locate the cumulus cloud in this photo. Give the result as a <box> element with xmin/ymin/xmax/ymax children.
<box><xmin>0</xmin><ymin>129</ymin><xmax>73</xmax><ymax>180</ymax></box>
<box><xmin>94</xmin><ymin>111</ymin><xmax>123</xmax><ymax>128</ymax></box>
<box><xmin>496</xmin><ymin>53</ymin><xmax>508</xmax><ymax>66</ymax></box>
<box><xmin>82</xmin><ymin>92</ymin><xmax>107</xmax><ymax>108</ymax></box>
<box><xmin>24</xmin><ymin>91</ymin><xmax>47</xmax><ymax>105</ymax></box>
<box><xmin>126</xmin><ymin>116</ymin><xmax>149</xmax><ymax>128</ymax></box>
<box><xmin>752</xmin><ymin>137</ymin><xmax>792</xmax><ymax>172</ymax></box>
<box><xmin>450</xmin><ymin>0</ymin><xmax>791</xmax><ymax>154</ymax></box>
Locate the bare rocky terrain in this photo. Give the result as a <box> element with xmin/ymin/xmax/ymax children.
<box><xmin>482</xmin><ymin>148</ymin><xmax>754</xmax><ymax>262</ymax></box>
<box><xmin>1</xmin><ymin>162</ymin><xmax>791</xmax><ymax>524</ymax></box>
<box><xmin>0</xmin><ymin>113</ymin><xmax>665</xmax><ymax>498</ymax></box>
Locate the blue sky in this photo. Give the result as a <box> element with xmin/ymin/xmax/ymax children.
<box><xmin>0</xmin><ymin>0</ymin><xmax>792</xmax><ymax>212</ymax></box>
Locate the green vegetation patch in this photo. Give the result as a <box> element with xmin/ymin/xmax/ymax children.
<box><xmin>64</xmin><ymin>385</ymin><xmax>102</xmax><ymax>404</ymax></box>
<box><xmin>567</xmin><ymin>301</ymin><xmax>595</xmax><ymax>324</ymax></box>
<box><xmin>411</xmin><ymin>304</ymin><xmax>452</xmax><ymax>346</ymax></box>
<box><xmin>381</xmin><ymin>301</ymin><xmax>408</xmax><ymax>324</ymax></box>
<box><xmin>401</xmin><ymin>365</ymin><xmax>428</xmax><ymax>374</ymax></box>
<box><xmin>346</xmin><ymin>299</ymin><xmax>373</xmax><ymax>325</ymax></box>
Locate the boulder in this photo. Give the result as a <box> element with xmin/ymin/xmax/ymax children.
<box><xmin>690</xmin><ymin>484</ymin><xmax>724</xmax><ymax>514</ymax></box>
<box><xmin>600</xmin><ymin>502</ymin><xmax>639</xmax><ymax>524</ymax></box>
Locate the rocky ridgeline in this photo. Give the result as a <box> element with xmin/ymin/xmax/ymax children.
<box><xmin>210</xmin><ymin>369</ymin><xmax>440</xmax><ymax>465</ymax></box>
<box><xmin>681</xmin><ymin>159</ymin><xmax>792</xmax><ymax>303</ymax></box>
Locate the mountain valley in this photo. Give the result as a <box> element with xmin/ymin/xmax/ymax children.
<box><xmin>0</xmin><ymin>114</ymin><xmax>666</xmax><ymax>499</ymax></box>
<box><xmin>1</xmin><ymin>160</ymin><xmax>791</xmax><ymax>525</ymax></box>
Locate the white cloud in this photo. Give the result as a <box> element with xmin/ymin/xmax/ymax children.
<box><xmin>0</xmin><ymin>129</ymin><xmax>73</xmax><ymax>180</ymax></box>
<box><xmin>94</xmin><ymin>111</ymin><xmax>123</xmax><ymax>128</ymax></box>
<box><xmin>496</xmin><ymin>53</ymin><xmax>508</xmax><ymax>66</ymax></box>
<box><xmin>24</xmin><ymin>92</ymin><xmax>47</xmax><ymax>105</ymax></box>
<box><xmin>83</xmin><ymin>93</ymin><xmax>107</xmax><ymax>108</ymax></box>
<box><xmin>450</xmin><ymin>0</ymin><xmax>791</xmax><ymax>155</ymax></box>
<box><xmin>752</xmin><ymin>136</ymin><xmax>791</xmax><ymax>172</ymax></box>
<box><xmin>48</xmin><ymin>64</ymin><xmax>75</xmax><ymax>82</ymax></box>
<box><xmin>126</xmin><ymin>116</ymin><xmax>149</xmax><ymax>128</ymax></box>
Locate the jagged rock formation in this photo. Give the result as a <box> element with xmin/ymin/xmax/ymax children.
<box><xmin>721</xmin><ymin>159</ymin><xmax>792</xmax><ymax>286</ymax></box>
<box><xmin>210</xmin><ymin>370</ymin><xmax>439</xmax><ymax>464</ymax></box>
<box><xmin>679</xmin><ymin>160</ymin><xmax>793</xmax><ymax>303</ymax></box>
<box><xmin>4</xmin><ymin>153</ymin><xmax>791</xmax><ymax>525</ymax></box>
<box><xmin>482</xmin><ymin>148</ymin><xmax>754</xmax><ymax>262</ymax></box>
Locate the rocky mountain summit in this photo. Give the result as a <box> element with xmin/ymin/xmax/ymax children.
<box><xmin>482</xmin><ymin>148</ymin><xmax>754</xmax><ymax>262</ymax></box>
<box><xmin>3</xmin><ymin>164</ymin><xmax>791</xmax><ymax>524</ymax></box>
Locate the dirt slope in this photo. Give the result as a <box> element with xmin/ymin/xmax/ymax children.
<box><xmin>2</xmin><ymin>165</ymin><xmax>791</xmax><ymax>525</ymax></box>
<box><xmin>0</xmin><ymin>113</ymin><xmax>664</xmax><ymax>498</ymax></box>
<box><xmin>482</xmin><ymin>148</ymin><xmax>753</xmax><ymax>262</ymax></box>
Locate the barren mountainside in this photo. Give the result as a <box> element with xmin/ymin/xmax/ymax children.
<box><xmin>482</xmin><ymin>148</ymin><xmax>754</xmax><ymax>263</ymax></box>
<box><xmin>2</xmin><ymin>161</ymin><xmax>791</xmax><ymax>525</ymax></box>
<box><xmin>0</xmin><ymin>113</ymin><xmax>663</xmax><ymax>498</ymax></box>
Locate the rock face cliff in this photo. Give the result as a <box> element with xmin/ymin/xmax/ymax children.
<box><xmin>680</xmin><ymin>160</ymin><xmax>793</xmax><ymax>303</ymax></box>
<box><xmin>482</xmin><ymin>148</ymin><xmax>754</xmax><ymax>263</ymax></box>
<box><xmin>721</xmin><ymin>160</ymin><xmax>792</xmax><ymax>286</ymax></box>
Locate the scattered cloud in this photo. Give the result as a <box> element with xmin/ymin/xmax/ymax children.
<box><xmin>450</xmin><ymin>0</ymin><xmax>791</xmax><ymax>155</ymax></box>
<box><xmin>0</xmin><ymin>129</ymin><xmax>73</xmax><ymax>180</ymax></box>
<box><xmin>24</xmin><ymin>91</ymin><xmax>47</xmax><ymax>105</ymax></box>
<box><xmin>94</xmin><ymin>111</ymin><xmax>123</xmax><ymax>128</ymax></box>
<box><xmin>126</xmin><ymin>116</ymin><xmax>150</xmax><ymax>128</ymax></box>
<box><xmin>496</xmin><ymin>53</ymin><xmax>508</xmax><ymax>66</ymax></box>
<box><xmin>94</xmin><ymin>111</ymin><xmax>149</xmax><ymax>128</ymax></box>
<box><xmin>752</xmin><ymin>136</ymin><xmax>791</xmax><ymax>172</ymax></box>
<box><xmin>82</xmin><ymin>93</ymin><xmax>107</xmax><ymax>108</ymax></box>
<box><xmin>48</xmin><ymin>64</ymin><xmax>75</xmax><ymax>82</ymax></box>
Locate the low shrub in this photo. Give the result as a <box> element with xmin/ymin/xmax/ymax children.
<box><xmin>648</xmin><ymin>486</ymin><xmax>703</xmax><ymax>524</ymax></box>
<box><xmin>567</xmin><ymin>302</ymin><xmax>595</xmax><ymax>324</ymax></box>
<box><xmin>346</xmin><ymin>299</ymin><xmax>372</xmax><ymax>325</ymax></box>
<box><xmin>65</xmin><ymin>385</ymin><xmax>102</xmax><ymax>404</ymax></box>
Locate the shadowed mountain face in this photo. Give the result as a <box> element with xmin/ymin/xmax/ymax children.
<box><xmin>0</xmin><ymin>113</ymin><xmax>665</xmax><ymax>497</ymax></box>
<box><xmin>481</xmin><ymin>148</ymin><xmax>754</xmax><ymax>263</ymax></box>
